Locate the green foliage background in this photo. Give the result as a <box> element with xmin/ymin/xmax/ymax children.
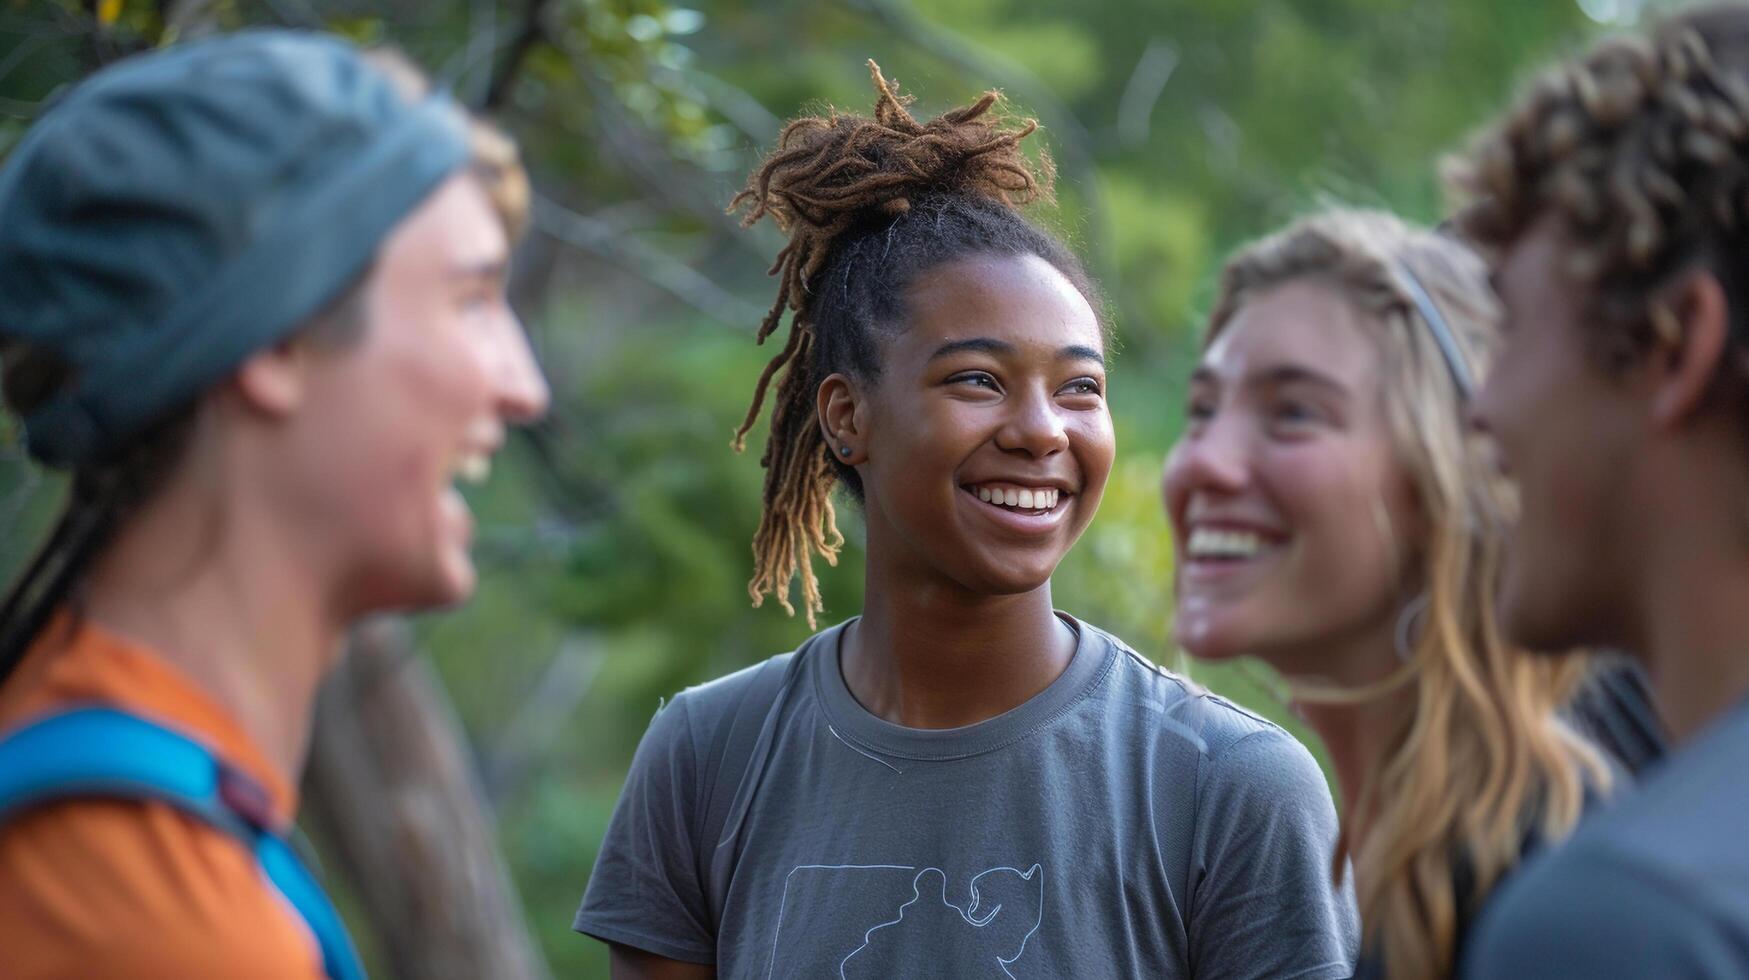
<box><xmin>0</xmin><ymin>0</ymin><xmax>1669</xmax><ymax>974</ymax></box>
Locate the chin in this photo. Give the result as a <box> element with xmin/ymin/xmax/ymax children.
<box><xmin>353</xmin><ymin>554</ymin><xmax>477</xmax><ymax>617</ymax></box>
<box><xmin>425</xmin><ymin>581</ymin><xmax>476</xmax><ymax>611</ymax></box>
<box><xmin>1498</xmin><ymin>596</ymin><xmax>1579</xmax><ymax>656</ymax></box>
<box><xmin>962</xmin><ymin>573</ymin><xmax>1053</xmax><ymax>598</ymax></box>
<box><xmin>1172</xmin><ymin>596</ymin><xmax>1269</xmax><ymax>662</ymax></box>
<box><xmin>1495</xmin><ymin>563</ymin><xmax>1569</xmax><ymax>654</ymax></box>
<box><xmin>1173</xmin><ymin>625</ymin><xmax>1248</xmax><ymax>662</ymax></box>
<box><xmin>428</xmin><ymin>556</ymin><xmax>480</xmax><ymax>609</ymax></box>
<box><xmin>957</xmin><ymin>555</ymin><xmax>1060</xmax><ymax>596</ymax></box>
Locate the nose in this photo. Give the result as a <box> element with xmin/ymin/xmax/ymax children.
<box><xmin>1163</xmin><ymin>412</ymin><xmax>1251</xmax><ymax>504</ymax></box>
<box><xmin>995</xmin><ymin>385</ymin><xmax>1069</xmax><ymax>458</ymax></box>
<box><xmin>493</xmin><ymin>308</ymin><xmax>551</xmax><ymax>424</ymax></box>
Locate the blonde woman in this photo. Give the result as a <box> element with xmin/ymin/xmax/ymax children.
<box><xmin>1162</xmin><ymin>209</ymin><xmax>1612</xmax><ymax>979</ymax></box>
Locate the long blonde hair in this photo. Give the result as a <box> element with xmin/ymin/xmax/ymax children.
<box><xmin>1205</xmin><ymin>209</ymin><xmax>1608</xmax><ymax>980</ymax></box>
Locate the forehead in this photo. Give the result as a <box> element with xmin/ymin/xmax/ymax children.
<box><xmin>896</xmin><ymin>252</ymin><xmax>1102</xmax><ymax>356</ymax></box>
<box><xmin>1201</xmin><ymin>277</ymin><xmax>1379</xmax><ymax>388</ymax></box>
<box><xmin>1493</xmin><ymin>215</ymin><xmax>1569</xmax><ymax>306</ymax></box>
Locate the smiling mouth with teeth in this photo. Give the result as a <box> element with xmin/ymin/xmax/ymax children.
<box><xmin>1185</xmin><ymin>527</ymin><xmax>1274</xmax><ymax>560</ymax></box>
<box><xmin>967</xmin><ymin>484</ymin><xmax>1064</xmax><ymax>513</ymax></box>
<box><xmin>452</xmin><ymin>452</ymin><xmax>493</xmax><ymax>486</ymax></box>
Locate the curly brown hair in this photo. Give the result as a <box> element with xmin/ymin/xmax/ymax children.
<box><xmin>729</xmin><ymin>61</ymin><xmax>1096</xmax><ymax>627</ymax></box>
<box><xmin>1447</xmin><ymin>4</ymin><xmax>1749</xmax><ymax>370</ymax></box>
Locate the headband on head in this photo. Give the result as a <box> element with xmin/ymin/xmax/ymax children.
<box><xmin>1395</xmin><ymin>261</ymin><xmax>1475</xmax><ymax>399</ymax></box>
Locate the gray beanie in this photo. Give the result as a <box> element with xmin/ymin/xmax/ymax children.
<box><xmin>0</xmin><ymin>30</ymin><xmax>473</xmax><ymax>468</ymax></box>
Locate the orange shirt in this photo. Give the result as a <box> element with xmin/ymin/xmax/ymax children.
<box><xmin>0</xmin><ymin>615</ymin><xmax>327</xmax><ymax>978</ymax></box>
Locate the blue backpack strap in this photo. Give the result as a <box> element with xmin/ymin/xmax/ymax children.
<box><xmin>0</xmin><ymin>707</ymin><xmax>366</xmax><ymax>980</ymax></box>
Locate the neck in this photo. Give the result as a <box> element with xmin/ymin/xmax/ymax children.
<box><xmin>842</xmin><ymin>562</ymin><xmax>1074</xmax><ymax>729</ymax></box>
<box><xmin>1270</xmin><ymin>617</ymin><xmax>1409</xmax><ymax>849</ymax></box>
<box><xmin>1617</xmin><ymin>438</ymin><xmax>1749</xmax><ymax>742</ymax></box>
<box><xmin>1295</xmin><ymin>687</ymin><xmax>1409</xmax><ymax>849</ymax></box>
<box><xmin>80</xmin><ymin>471</ymin><xmax>343</xmax><ymax>789</ymax></box>
<box><xmin>1638</xmin><ymin>528</ymin><xmax>1749</xmax><ymax>742</ymax></box>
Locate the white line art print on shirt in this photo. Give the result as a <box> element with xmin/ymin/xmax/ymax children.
<box><xmin>764</xmin><ymin>863</ymin><xmax>1045</xmax><ymax>980</ymax></box>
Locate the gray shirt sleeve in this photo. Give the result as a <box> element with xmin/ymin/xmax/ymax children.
<box><xmin>1187</xmin><ymin>728</ymin><xmax>1358</xmax><ymax>980</ymax></box>
<box><xmin>573</xmin><ymin>694</ymin><xmax>716</xmax><ymax>965</ymax></box>
<box><xmin>1462</xmin><ymin>848</ymin><xmax>1742</xmax><ymax>980</ymax></box>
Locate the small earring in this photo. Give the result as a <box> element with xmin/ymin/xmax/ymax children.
<box><xmin>839</xmin><ymin>445</ymin><xmax>853</xmax><ymax>457</ymax></box>
<box><xmin>1651</xmin><ymin>303</ymin><xmax>1682</xmax><ymax>347</ymax></box>
<box><xmin>1394</xmin><ymin>592</ymin><xmax>1430</xmax><ymax>662</ymax></box>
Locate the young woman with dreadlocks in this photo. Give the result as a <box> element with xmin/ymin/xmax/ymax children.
<box><xmin>575</xmin><ymin>64</ymin><xmax>1357</xmax><ymax>980</ymax></box>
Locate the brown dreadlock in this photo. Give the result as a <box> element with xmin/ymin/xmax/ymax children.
<box><xmin>728</xmin><ymin>60</ymin><xmax>1085</xmax><ymax>628</ymax></box>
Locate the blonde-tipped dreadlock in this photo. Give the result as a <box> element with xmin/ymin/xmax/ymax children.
<box><xmin>728</xmin><ymin>60</ymin><xmax>1071</xmax><ymax>628</ymax></box>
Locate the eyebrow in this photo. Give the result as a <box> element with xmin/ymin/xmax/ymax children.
<box><xmin>929</xmin><ymin>337</ymin><xmax>1106</xmax><ymax>367</ymax></box>
<box><xmin>451</xmin><ymin>258</ymin><xmax>510</xmax><ymax>281</ymax></box>
<box><xmin>1190</xmin><ymin>363</ymin><xmax>1348</xmax><ymax>392</ymax></box>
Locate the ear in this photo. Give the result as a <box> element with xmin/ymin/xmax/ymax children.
<box><xmin>229</xmin><ymin>339</ymin><xmax>309</xmax><ymax>419</ymax></box>
<box><xmin>817</xmin><ymin>372</ymin><xmax>868</xmax><ymax>464</ymax></box>
<box><xmin>1650</xmin><ymin>271</ymin><xmax>1731</xmax><ymax>429</ymax></box>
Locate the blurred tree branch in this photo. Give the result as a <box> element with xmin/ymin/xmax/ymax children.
<box><xmin>162</xmin><ymin>0</ymin><xmax>220</xmax><ymax>37</ymax></box>
<box><xmin>79</xmin><ymin>0</ymin><xmax>122</xmax><ymax>67</ymax></box>
<box><xmin>455</xmin><ymin>0</ymin><xmax>497</xmax><ymax>105</ymax></box>
<box><xmin>550</xmin><ymin>32</ymin><xmax>766</xmax><ymax>261</ymax></box>
<box><xmin>668</xmin><ymin>65</ymin><xmax>780</xmax><ymax>144</ymax></box>
<box><xmin>515</xmin><ymin>419</ymin><xmax>619</xmax><ymax>525</ymax></box>
<box><xmin>483</xmin><ymin>0</ymin><xmax>552</xmax><ymax>111</ymax></box>
<box><xmin>306</xmin><ymin>619</ymin><xmax>553</xmax><ymax>980</ymax></box>
<box><xmin>0</xmin><ymin>6</ymin><xmax>86</xmax><ymax>36</ymax></box>
<box><xmin>532</xmin><ymin>194</ymin><xmax>764</xmax><ymax>327</ymax></box>
<box><xmin>258</xmin><ymin>0</ymin><xmax>322</xmax><ymax>29</ymax></box>
<box><xmin>0</xmin><ymin>95</ymin><xmax>42</xmax><ymax>118</ymax></box>
<box><xmin>1117</xmin><ymin>38</ymin><xmax>1178</xmax><ymax>150</ymax></box>
<box><xmin>0</xmin><ymin>458</ymin><xmax>43</xmax><ymax>533</ymax></box>
<box><xmin>0</xmin><ymin>31</ymin><xmax>63</xmax><ymax>91</ymax></box>
<box><xmin>480</xmin><ymin>633</ymin><xmax>603</xmax><ymax>806</ymax></box>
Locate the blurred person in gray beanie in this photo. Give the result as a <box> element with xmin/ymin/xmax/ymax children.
<box><xmin>0</xmin><ymin>30</ymin><xmax>547</xmax><ymax>979</ymax></box>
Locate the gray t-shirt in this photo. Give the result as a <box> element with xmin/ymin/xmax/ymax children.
<box><xmin>1461</xmin><ymin>695</ymin><xmax>1749</xmax><ymax>979</ymax></box>
<box><xmin>576</xmin><ymin>616</ymin><xmax>1358</xmax><ymax>978</ymax></box>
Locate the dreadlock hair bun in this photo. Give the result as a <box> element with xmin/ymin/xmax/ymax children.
<box><xmin>729</xmin><ymin>60</ymin><xmax>1096</xmax><ymax>628</ymax></box>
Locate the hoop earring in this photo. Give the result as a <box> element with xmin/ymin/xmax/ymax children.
<box><xmin>1395</xmin><ymin>592</ymin><xmax>1430</xmax><ymax>662</ymax></box>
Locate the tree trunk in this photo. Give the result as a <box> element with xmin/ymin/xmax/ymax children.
<box><xmin>304</xmin><ymin>618</ymin><xmax>552</xmax><ymax>980</ymax></box>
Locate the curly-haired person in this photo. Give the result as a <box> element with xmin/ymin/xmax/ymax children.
<box><xmin>574</xmin><ymin>63</ymin><xmax>1358</xmax><ymax>980</ymax></box>
<box><xmin>1450</xmin><ymin>5</ymin><xmax>1749</xmax><ymax>978</ymax></box>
